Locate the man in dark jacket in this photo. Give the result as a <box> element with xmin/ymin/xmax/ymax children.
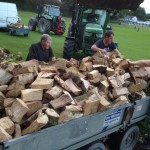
<box><xmin>26</xmin><ymin>34</ymin><xmax>54</xmax><ymax>62</ymax></box>
<box><xmin>91</xmin><ymin>31</ymin><xmax>122</xmax><ymax>58</ymax></box>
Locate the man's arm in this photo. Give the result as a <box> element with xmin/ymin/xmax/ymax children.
<box><xmin>113</xmin><ymin>49</ymin><xmax>123</xmax><ymax>58</ymax></box>
<box><xmin>91</xmin><ymin>44</ymin><xmax>106</xmax><ymax>54</ymax></box>
<box><xmin>49</xmin><ymin>47</ymin><xmax>54</xmax><ymax>61</ymax></box>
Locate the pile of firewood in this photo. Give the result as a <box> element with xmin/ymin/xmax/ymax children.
<box><xmin>0</xmin><ymin>51</ymin><xmax>150</xmax><ymax>142</ymax></box>
<box><xmin>9</xmin><ymin>23</ymin><xmax>28</xmax><ymax>29</ymax></box>
<box><xmin>0</xmin><ymin>48</ymin><xmax>13</xmax><ymax>69</ymax></box>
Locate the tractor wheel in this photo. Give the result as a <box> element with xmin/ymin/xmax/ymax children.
<box><xmin>110</xmin><ymin>125</ymin><xmax>139</xmax><ymax>150</ymax></box>
<box><xmin>60</xmin><ymin>20</ymin><xmax>66</xmax><ymax>35</ymax></box>
<box><xmin>38</xmin><ymin>18</ymin><xmax>51</xmax><ymax>34</ymax></box>
<box><xmin>28</xmin><ymin>18</ymin><xmax>37</xmax><ymax>31</ymax></box>
<box><xmin>63</xmin><ymin>39</ymin><xmax>75</xmax><ymax>60</ymax></box>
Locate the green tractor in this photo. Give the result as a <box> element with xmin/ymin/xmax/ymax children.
<box><xmin>63</xmin><ymin>0</ymin><xmax>143</xmax><ymax>60</ymax></box>
<box><xmin>28</xmin><ymin>4</ymin><xmax>66</xmax><ymax>35</ymax></box>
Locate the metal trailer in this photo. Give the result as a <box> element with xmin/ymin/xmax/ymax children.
<box><xmin>7</xmin><ymin>25</ymin><xmax>30</xmax><ymax>37</ymax></box>
<box><xmin>0</xmin><ymin>97</ymin><xmax>150</xmax><ymax>150</ymax></box>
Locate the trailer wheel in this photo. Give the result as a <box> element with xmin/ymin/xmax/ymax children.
<box><xmin>38</xmin><ymin>18</ymin><xmax>51</xmax><ymax>34</ymax></box>
<box><xmin>63</xmin><ymin>39</ymin><xmax>75</xmax><ymax>60</ymax></box>
<box><xmin>24</xmin><ymin>34</ymin><xmax>28</xmax><ymax>37</ymax></box>
<box><xmin>87</xmin><ymin>142</ymin><xmax>105</xmax><ymax>150</ymax></box>
<box><xmin>117</xmin><ymin>125</ymin><xmax>139</xmax><ymax>150</ymax></box>
<box><xmin>28</xmin><ymin>18</ymin><xmax>37</xmax><ymax>31</ymax></box>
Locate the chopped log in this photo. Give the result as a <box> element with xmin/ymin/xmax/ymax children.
<box><xmin>65</xmin><ymin>79</ymin><xmax>81</xmax><ymax>96</ymax></box>
<box><xmin>100</xmin><ymin>80</ymin><xmax>109</xmax><ymax>92</ymax></box>
<box><xmin>0</xmin><ymin>92</ymin><xmax>5</xmax><ymax>106</ymax></box>
<box><xmin>108</xmin><ymin>75</ymin><xmax>125</xmax><ymax>88</ymax></box>
<box><xmin>54</xmin><ymin>76</ymin><xmax>71</xmax><ymax>92</ymax></box>
<box><xmin>85</xmin><ymin>62</ymin><xmax>93</xmax><ymax>72</ymax></box>
<box><xmin>38</xmin><ymin>71</ymin><xmax>56</xmax><ymax>78</ymax></box>
<box><xmin>93</xmin><ymin>58</ymin><xmax>104</xmax><ymax>65</ymax></box>
<box><xmin>79</xmin><ymin>62</ymin><xmax>86</xmax><ymax>72</ymax></box>
<box><xmin>31</xmin><ymin>78</ymin><xmax>54</xmax><ymax>90</ymax></box>
<box><xmin>14</xmin><ymin>124</ymin><xmax>21</xmax><ymax>138</ymax></box>
<box><xmin>92</xmin><ymin>51</ymin><xmax>103</xmax><ymax>60</ymax></box>
<box><xmin>0</xmin><ymin>68</ymin><xmax>13</xmax><ymax>85</ymax></box>
<box><xmin>45</xmin><ymin>86</ymin><xmax>63</xmax><ymax>100</ymax></box>
<box><xmin>145</xmin><ymin>67</ymin><xmax>150</xmax><ymax>77</ymax></box>
<box><xmin>45</xmin><ymin>108</ymin><xmax>60</xmax><ymax>119</ymax></box>
<box><xmin>80</xmin><ymin>78</ymin><xmax>91</xmax><ymax>92</ymax></box>
<box><xmin>135</xmin><ymin>78</ymin><xmax>147</xmax><ymax>90</ymax></box>
<box><xmin>135</xmin><ymin>91</ymin><xmax>147</xmax><ymax>99</ymax></box>
<box><xmin>82</xmin><ymin>56</ymin><xmax>92</xmax><ymax>63</ymax></box>
<box><xmin>5</xmin><ymin>107</ymin><xmax>13</xmax><ymax>117</ymax></box>
<box><xmin>6</xmin><ymin>63</ymin><xmax>18</xmax><ymax>73</ymax></box>
<box><xmin>18</xmin><ymin>59</ymin><xmax>39</xmax><ymax>68</ymax></box>
<box><xmin>112</xmin><ymin>87</ymin><xmax>130</xmax><ymax>98</ymax></box>
<box><xmin>65</xmin><ymin>105</ymin><xmax>82</xmax><ymax>112</ymax></box>
<box><xmin>115</xmin><ymin>96</ymin><xmax>128</xmax><ymax>102</ymax></box>
<box><xmin>128</xmin><ymin>83</ymin><xmax>142</xmax><ymax>93</ymax></box>
<box><xmin>70</xmin><ymin>58</ymin><xmax>78</xmax><ymax>66</ymax></box>
<box><xmin>55</xmin><ymin>58</ymin><xmax>67</xmax><ymax>70</ymax></box>
<box><xmin>66</xmin><ymin>67</ymin><xmax>85</xmax><ymax>78</ymax></box>
<box><xmin>39</xmin><ymin>65</ymin><xmax>57</xmax><ymax>73</ymax></box>
<box><xmin>26</xmin><ymin>101</ymin><xmax>43</xmax><ymax>116</ymax></box>
<box><xmin>120</xmin><ymin>59</ymin><xmax>129</xmax><ymax>69</ymax></box>
<box><xmin>88</xmin><ymin>70</ymin><xmax>101</xmax><ymax>80</ymax></box>
<box><xmin>16</xmin><ymin>73</ymin><xmax>34</xmax><ymax>85</ymax></box>
<box><xmin>21</xmin><ymin>89</ymin><xmax>43</xmax><ymax>102</ymax></box>
<box><xmin>22</xmin><ymin>114</ymin><xmax>48</xmax><ymax>135</ymax></box>
<box><xmin>4</xmin><ymin>98</ymin><xmax>16</xmax><ymax>107</ymax></box>
<box><xmin>0</xmin><ymin>126</ymin><xmax>12</xmax><ymax>142</ymax></box>
<box><xmin>11</xmin><ymin>99</ymin><xmax>29</xmax><ymax>123</ymax></box>
<box><xmin>50</xmin><ymin>94</ymin><xmax>72</xmax><ymax>109</ymax></box>
<box><xmin>58</xmin><ymin>111</ymin><xmax>83</xmax><ymax>123</ymax></box>
<box><xmin>112</xmin><ymin>58</ymin><xmax>123</xmax><ymax>65</ymax></box>
<box><xmin>121</xmin><ymin>73</ymin><xmax>131</xmax><ymax>80</ymax></box>
<box><xmin>83</xmin><ymin>99</ymin><xmax>99</xmax><ymax>115</ymax></box>
<box><xmin>106</xmin><ymin>67</ymin><xmax>115</xmax><ymax>77</ymax></box>
<box><xmin>14</xmin><ymin>66</ymin><xmax>37</xmax><ymax>75</ymax></box>
<box><xmin>0</xmin><ymin>117</ymin><xmax>14</xmax><ymax>135</ymax></box>
<box><xmin>99</xmin><ymin>97</ymin><xmax>111</xmax><ymax>111</ymax></box>
<box><xmin>6</xmin><ymin>81</ymin><xmax>25</xmax><ymax>98</ymax></box>
<box><xmin>0</xmin><ymin>85</ymin><xmax>8</xmax><ymax>92</ymax></box>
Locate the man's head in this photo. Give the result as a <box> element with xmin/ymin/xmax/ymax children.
<box><xmin>41</xmin><ymin>34</ymin><xmax>52</xmax><ymax>49</ymax></box>
<box><xmin>103</xmin><ymin>31</ymin><xmax>114</xmax><ymax>45</ymax></box>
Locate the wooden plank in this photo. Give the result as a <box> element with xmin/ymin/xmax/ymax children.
<box><xmin>21</xmin><ymin>89</ymin><xmax>43</xmax><ymax>102</ymax></box>
<box><xmin>22</xmin><ymin>114</ymin><xmax>48</xmax><ymax>135</ymax></box>
<box><xmin>11</xmin><ymin>98</ymin><xmax>29</xmax><ymax>123</ymax></box>
<box><xmin>45</xmin><ymin>86</ymin><xmax>63</xmax><ymax>100</ymax></box>
<box><xmin>31</xmin><ymin>78</ymin><xmax>54</xmax><ymax>90</ymax></box>
<box><xmin>65</xmin><ymin>79</ymin><xmax>81</xmax><ymax>96</ymax></box>
<box><xmin>0</xmin><ymin>117</ymin><xmax>14</xmax><ymax>135</ymax></box>
<box><xmin>50</xmin><ymin>94</ymin><xmax>72</xmax><ymax>109</ymax></box>
<box><xmin>112</xmin><ymin>87</ymin><xmax>130</xmax><ymax>98</ymax></box>
<box><xmin>0</xmin><ymin>68</ymin><xmax>13</xmax><ymax>85</ymax></box>
<box><xmin>0</xmin><ymin>126</ymin><xmax>12</xmax><ymax>142</ymax></box>
<box><xmin>83</xmin><ymin>99</ymin><xmax>99</xmax><ymax>115</ymax></box>
<box><xmin>26</xmin><ymin>101</ymin><xmax>43</xmax><ymax>116</ymax></box>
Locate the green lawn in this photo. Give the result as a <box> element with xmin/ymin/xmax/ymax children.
<box><xmin>0</xmin><ymin>10</ymin><xmax>150</xmax><ymax>60</ymax></box>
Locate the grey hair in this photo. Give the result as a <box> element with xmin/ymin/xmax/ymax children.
<box><xmin>40</xmin><ymin>34</ymin><xmax>52</xmax><ymax>42</ymax></box>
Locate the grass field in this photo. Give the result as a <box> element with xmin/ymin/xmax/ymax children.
<box><xmin>0</xmin><ymin>10</ymin><xmax>150</xmax><ymax>60</ymax></box>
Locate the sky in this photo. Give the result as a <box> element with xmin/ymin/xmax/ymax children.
<box><xmin>140</xmin><ymin>0</ymin><xmax>150</xmax><ymax>13</ymax></box>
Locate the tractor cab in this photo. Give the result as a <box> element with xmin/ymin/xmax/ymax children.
<box><xmin>82</xmin><ymin>9</ymin><xmax>108</xmax><ymax>53</ymax></box>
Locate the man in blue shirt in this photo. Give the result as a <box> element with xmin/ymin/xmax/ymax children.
<box><xmin>91</xmin><ymin>31</ymin><xmax>122</xmax><ymax>58</ymax></box>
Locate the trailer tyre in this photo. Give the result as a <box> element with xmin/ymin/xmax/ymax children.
<box><xmin>87</xmin><ymin>142</ymin><xmax>105</xmax><ymax>150</ymax></box>
<box><xmin>38</xmin><ymin>18</ymin><xmax>51</xmax><ymax>34</ymax></box>
<box><xmin>118</xmin><ymin>125</ymin><xmax>139</xmax><ymax>150</ymax></box>
<box><xmin>28</xmin><ymin>18</ymin><xmax>37</xmax><ymax>31</ymax></box>
<box><xmin>8</xmin><ymin>30</ymin><xmax>13</xmax><ymax>36</ymax></box>
<box><xmin>63</xmin><ymin>39</ymin><xmax>75</xmax><ymax>60</ymax></box>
